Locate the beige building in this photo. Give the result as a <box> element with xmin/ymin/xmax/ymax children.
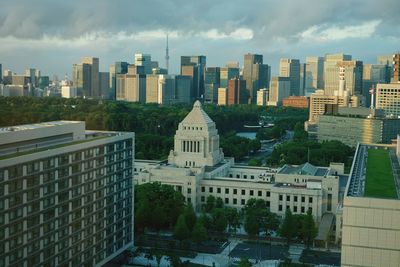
<box><xmin>0</xmin><ymin>121</ymin><xmax>135</xmax><ymax>267</ymax></box>
<box><xmin>116</xmin><ymin>73</ymin><xmax>146</xmax><ymax>103</ymax></box>
<box><xmin>341</xmin><ymin>143</ymin><xmax>400</xmax><ymax>267</ymax></box>
<box><xmin>306</xmin><ymin>56</ymin><xmax>324</xmax><ymax>91</ymax></box>
<box><xmin>376</xmin><ymin>83</ymin><xmax>400</xmax><ymax>117</ymax></box>
<box><xmin>217</xmin><ymin>88</ymin><xmax>228</xmax><ymax>105</ymax></box>
<box><xmin>267</xmin><ymin>76</ymin><xmax>290</xmax><ymax>106</ymax></box>
<box><xmin>135</xmin><ymin>101</ymin><xmax>343</xmax><ymax>230</ymax></box>
<box><xmin>257</xmin><ymin>88</ymin><xmax>269</xmax><ymax>106</ymax></box>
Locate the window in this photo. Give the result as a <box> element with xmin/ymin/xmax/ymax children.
<box><xmin>327</xmin><ymin>194</ymin><xmax>332</xmax><ymax>211</ymax></box>
<box><xmin>294</xmin><ymin>206</ymin><xmax>298</xmax><ymax>212</ymax></box>
<box><xmin>301</xmin><ymin>207</ymin><xmax>305</xmax><ymax>213</ymax></box>
<box><xmin>243</xmin><ymin>175</ymin><xmax>247</xmax><ymax>179</ymax></box>
<box><xmin>309</xmin><ymin>197</ymin><xmax>313</xmax><ymax>203</ymax></box>
<box><xmin>209</xmin><ymin>187</ymin><xmax>213</xmax><ymax>193</ymax></box>
<box><xmin>266</xmin><ymin>191</ymin><xmax>270</xmax><ymax>197</ymax></box>
<box><xmin>250</xmin><ymin>190</ymin><xmax>254</xmax><ymax>196</ymax></box>
<box><xmin>217</xmin><ymin>188</ymin><xmax>221</xmax><ymax>194</ymax></box>
<box><xmin>279</xmin><ymin>195</ymin><xmax>283</xmax><ymax>201</ymax></box>
<box><xmin>225</xmin><ymin>198</ymin><xmax>229</xmax><ymax>204</ymax></box>
<box><xmin>309</xmin><ymin>207</ymin><xmax>313</xmax><ymax>213</ymax></box>
<box><xmin>236</xmin><ymin>174</ymin><xmax>240</xmax><ymax>178</ymax></box>
<box><xmin>225</xmin><ymin>188</ymin><xmax>229</xmax><ymax>194</ymax></box>
<box><xmin>187</xmin><ymin>188</ymin><xmax>191</xmax><ymax>194</ymax></box>
<box><xmin>201</xmin><ymin>196</ymin><xmax>205</xmax><ymax>202</ymax></box>
<box><xmin>251</xmin><ymin>175</ymin><xmax>254</xmax><ymax>179</ymax></box>
<box><xmin>241</xmin><ymin>199</ymin><xmax>245</xmax><ymax>205</ymax></box>
<box><xmin>301</xmin><ymin>196</ymin><xmax>305</xmax><ymax>203</ymax></box>
<box><xmin>233</xmin><ymin>189</ymin><xmax>237</xmax><ymax>195</ymax></box>
<box><xmin>233</xmin><ymin>198</ymin><xmax>237</xmax><ymax>204</ymax></box>
<box><xmin>286</xmin><ymin>195</ymin><xmax>290</xmax><ymax>201</ymax></box>
<box><xmin>229</xmin><ymin>174</ymin><xmax>233</xmax><ymax>178</ymax></box>
<box><xmin>286</xmin><ymin>205</ymin><xmax>290</xmax><ymax>211</ymax></box>
<box><xmin>241</xmin><ymin>189</ymin><xmax>246</xmax><ymax>195</ymax></box>
<box><xmin>258</xmin><ymin>191</ymin><xmax>262</xmax><ymax>197</ymax></box>
<box><xmin>294</xmin><ymin>196</ymin><xmax>298</xmax><ymax>202</ymax></box>
<box><xmin>278</xmin><ymin>205</ymin><xmax>282</xmax><ymax>211</ymax></box>
<box><xmin>201</xmin><ymin>187</ymin><xmax>205</xmax><ymax>192</ymax></box>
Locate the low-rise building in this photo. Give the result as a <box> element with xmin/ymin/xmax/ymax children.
<box><xmin>282</xmin><ymin>96</ymin><xmax>309</xmax><ymax>108</ymax></box>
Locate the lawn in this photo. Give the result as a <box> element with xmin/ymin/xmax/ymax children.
<box><xmin>365</xmin><ymin>149</ymin><xmax>398</xmax><ymax>199</ymax></box>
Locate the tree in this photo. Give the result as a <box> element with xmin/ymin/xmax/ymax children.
<box><xmin>205</xmin><ymin>195</ymin><xmax>216</xmax><ymax>212</ymax></box>
<box><xmin>248</xmin><ymin>158</ymin><xmax>262</xmax><ymax>166</ymax></box>
<box><xmin>212</xmin><ymin>208</ymin><xmax>228</xmax><ymax>234</ymax></box>
<box><xmin>279</xmin><ymin>208</ymin><xmax>296</xmax><ymax>246</ymax></box>
<box><xmin>244</xmin><ymin>212</ymin><xmax>260</xmax><ymax>237</ymax></box>
<box><xmin>301</xmin><ymin>209</ymin><xmax>318</xmax><ymax>248</ymax></box>
<box><xmin>238</xmin><ymin>257</ymin><xmax>252</xmax><ymax>267</ymax></box>
<box><xmin>225</xmin><ymin>207</ymin><xmax>241</xmax><ymax>233</ymax></box>
<box><xmin>183</xmin><ymin>203</ymin><xmax>197</xmax><ymax>232</ymax></box>
<box><xmin>215</xmin><ymin>197</ymin><xmax>224</xmax><ymax>209</ymax></box>
<box><xmin>173</xmin><ymin>214</ymin><xmax>190</xmax><ymax>243</ymax></box>
<box><xmin>191</xmin><ymin>219</ymin><xmax>208</xmax><ymax>245</ymax></box>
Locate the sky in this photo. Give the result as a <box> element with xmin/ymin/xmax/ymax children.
<box><xmin>0</xmin><ymin>0</ymin><xmax>399</xmax><ymax>78</ymax></box>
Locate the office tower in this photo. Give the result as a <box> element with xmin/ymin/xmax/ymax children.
<box><xmin>375</xmin><ymin>83</ymin><xmax>400</xmax><ymax>117</ymax></box>
<box><xmin>225</xmin><ymin>61</ymin><xmax>239</xmax><ymax>68</ymax></box>
<box><xmin>127</xmin><ymin>65</ymin><xmax>145</xmax><ymax>75</ymax></box>
<box><xmin>282</xmin><ymin>96</ymin><xmax>309</xmax><ymax>109</ymax></box>
<box><xmin>25</xmin><ymin>68</ymin><xmax>36</xmax><ymax>87</ymax></box>
<box><xmin>99</xmin><ymin>72</ymin><xmax>110</xmax><ymax>99</ymax></box>
<box><xmin>227</xmin><ymin>78</ymin><xmax>247</xmax><ymax>105</ymax></box>
<box><xmin>220</xmin><ymin>67</ymin><xmax>240</xmax><ymax>88</ymax></box>
<box><xmin>72</xmin><ymin>63</ymin><xmax>91</xmax><ymax>97</ymax></box>
<box><xmin>109</xmin><ymin>62</ymin><xmax>128</xmax><ymax>100</ymax></box>
<box><xmin>256</xmin><ymin>89</ymin><xmax>269</xmax><ymax>106</ymax></box>
<box><xmin>134</xmin><ymin>54</ymin><xmax>152</xmax><ymax>75</ymax></box>
<box><xmin>279</xmin><ymin>58</ymin><xmax>301</xmax><ymax>96</ymax></box>
<box><xmin>116</xmin><ymin>73</ymin><xmax>146</xmax><ymax>102</ymax></box>
<box><xmin>306</xmin><ymin>56</ymin><xmax>324</xmax><ymax>90</ymax></box>
<box><xmin>341</xmin><ymin>142</ymin><xmax>400</xmax><ymax>267</ymax></box>
<box><xmin>0</xmin><ymin>63</ymin><xmax>2</xmax><ymax>83</ymax></box>
<box><xmin>81</xmin><ymin>57</ymin><xmax>100</xmax><ymax>98</ymax></box>
<box><xmin>181</xmin><ymin>56</ymin><xmax>206</xmax><ymax>99</ymax></box>
<box><xmin>243</xmin><ymin>53</ymin><xmax>270</xmax><ymax>103</ymax></box>
<box><xmin>204</xmin><ymin>67</ymin><xmax>220</xmax><ymax>103</ymax></box>
<box><xmin>175</xmin><ymin>75</ymin><xmax>193</xmax><ymax>104</ymax></box>
<box><xmin>217</xmin><ymin>88</ymin><xmax>228</xmax><ymax>105</ymax></box>
<box><xmin>145</xmin><ymin>75</ymin><xmax>159</xmax><ymax>103</ymax></box>
<box><xmin>38</xmin><ymin>76</ymin><xmax>50</xmax><ymax>89</ymax></box>
<box><xmin>267</xmin><ymin>76</ymin><xmax>291</xmax><ymax>106</ymax></box>
<box><xmin>299</xmin><ymin>63</ymin><xmax>307</xmax><ymax>96</ymax></box>
<box><xmin>377</xmin><ymin>54</ymin><xmax>393</xmax><ymax>65</ymax></box>
<box><xmin>61</xmin><ymin>79</ymin><xmax>77</xmax><ymax>98</ymax></box>
<box><xmin>363</xmin><ymin>64</ymin><xmax>391</xmax><ymax>106</ymax></box>
<box><xmin>3</xmin><ymin>70</ymin><xmax>12</xmax><ymax>85</ymax></box>
<box><xmin>158</xmin><ymin>75</ymin><xmax>176</xmax><ymax>105</ymax></box>
<box><xmin>0</xmin><ymin>121</ymin><xmax>134</xmax><ymax>267</ymax></box>
<box><xmin>11</xmin><ymin>75</ymin><xmax>30</xmax><ymax>86</ymax></box>
<box><xmin>393</xmin><ymin>53</ymin><xmax>400</xmax><ymax>83</ymax></box>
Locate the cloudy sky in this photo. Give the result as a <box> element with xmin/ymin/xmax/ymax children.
<box><xmin>1</xmin><ymin>0</ymin><xmax>399</xmax><ymax>78</ymax></box>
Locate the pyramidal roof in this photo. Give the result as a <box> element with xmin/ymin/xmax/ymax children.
<box><xmin>181</xmin><ymin>101</ymin><xmax>214</xmax><ymax>125</ymax></box>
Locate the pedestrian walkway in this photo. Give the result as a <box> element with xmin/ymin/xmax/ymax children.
<box><xmin>220</xmin><ymin>239</ymin><xmax>240</xmax><ymax>256</ymax></box>
<box><xmin>288</xmin><ymin>245</ymin><xmax>304</xmax><ymax>263</ymax></box>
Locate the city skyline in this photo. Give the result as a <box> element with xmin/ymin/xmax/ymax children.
<box><xmin>0</xmin><ymin>0</ymin><xmax>399</xmax><ymax>77</ymax></box>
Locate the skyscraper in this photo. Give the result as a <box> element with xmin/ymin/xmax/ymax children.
<box><xmin>25</xmin><ymin>68</ymin><xmax>37</xmax><ymax>87</ymax></box>
<box><xmin>267</xmin><ymin>76</ymin><xmax>291</xmax><ymax>106</ymax></box>
<box><xmin>323</xmin><ymin>53</ymin><xmax>357</xmax><ymax>96</ymax></box>
<box><xmin>72</xmin><ymin>63</ymin><xmax>91</xmax><ymax>97</ymax></box>
<box><xmin>116</xmin><ymin>73</ymin><xmax>146</xmax><ymax>103</ymax></box>
<box><xmin>181</xmin><ymin>56</ymin><xmax>206</xmax><ymax>99</ymax></box>
<box><xmin>243</xmin><ymin>53</ymin><xmax>270</xmax><ymax>103</ymax></box>
<box><xmin>279</xmin><ymin>58</ymin><xmax>301</xmax><ymax>96</ymax></box>
<box><xmin>204</xmin><ymin>67</ymin><xmax>220</xmax><ymax>103</ymax></box>
<box><xmin>175</xmin><ymin>75</ymin><xmax>193</xmax><ymax>104</ymax></box>
<box><xmin>219</xmin><ymin>67</ymin><xmax>240</xmax><ymax>88</ymax></box>
<box><xmin>99</xmin><ymin>72</ymin><xmax>110</xmax><ymax>99</ymax></box>
<box><xmin>109</xmin><ymin>62</ymin><xmax>128</xmax><ymax>100</ymax></box>
<box><xmin>305</xmin><ymin>56</ymin><xmax>324</xmax><ymax>91</ymax></box>
<box><xmin>0</xmin><ymin>121</ymin><xmax>134</xmax><ymax>267</ymax></box>
<box><xmin>227</xmin><ymin>78</ymin><xmax>247</xmax><ymax>105</ymax></box>
<box><xmin>0</xmin><ymin>63</ymin><xmax>3</xmax><ymax>84</ymax></box>
<box><xmin>375</xmin><ymin>83</ymin><xmax>400</xmax><ymax>117</ymax></box>
<box><xmin>81</xmin><ymin>57</ymin><xmax>100</xmax><ymax>98</ymax></box>
<box><xmin>393</xmin><ymin>53</ymin><xmax>400</xmax><ymax>83</ymax></box>
<box><xmin>134</xmin><ymin>54</ymin><xmax>152</xmax><ymax>74</ymax></box>
<box><xmin>362</xmin><ymin>64</ymin><xmax>391</xmax><ymax>106</ymax></box>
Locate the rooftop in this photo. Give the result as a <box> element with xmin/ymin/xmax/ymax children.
<box><xmin>346</xmin><ymin>144</ymin><xmax>400</xmax><ymax>199</ymax></box>
<box><xmin>181</xmin><ymin>101</ymin><xmax>214</xmax><ymax>125</ymax></box>
<box><xmin>278</xmin><ymin>162</ymin><xmax>329</xmax><ymax>176</ymax></box>
<box><xmin>0</xmin><ymin>121</ymin><xmax>82</xmax><ymax>133</ymax></box>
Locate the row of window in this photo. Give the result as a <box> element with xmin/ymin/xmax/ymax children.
<box><xmin>279</xmin><ymin>194</ymin><xmax>313</xmax><ymax>203</ymax></box>
<box><xmin>201</xmin><ymin>186</ymin><xmax>270</xmax><ymax>197</ymax></box>
<box><xmin>200</xmin><ymin>196</ymin><xmax>270</xmax><ymax>207</ymax></box>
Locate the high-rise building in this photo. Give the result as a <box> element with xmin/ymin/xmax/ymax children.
<box><xmin>219</xmin><ymin>67</ymin><xmax>240</xmax><ymax>88</ymax></box>
<box><xmin>72</xmin><ymin>63</ymin><xmax>91</xmax><ymax>97</ymax></box>
<box><xmin>158</xmin><ymin>75</ymin><xmax>176</xmax><ymax>105</ymax></box>
<box><xmin>99</xmin><ymin>72</ymin><xmax>110</xmax><ymax>99</ymax></box>
<box><xmin>134</xmin><ymin>54</ymin><xmax>152</xmax><ymax>74</ymax></box>
<box><xmin>267</xmin><ymin>76</ymin><xmax>291</xmax><ymax>106</ymax></box>
<box><xmin>61</xmin><ymin>79</ymin><xmax>77</xmax><ymax>98</ymax></box>
<box><xmin>393</xmin><ymin>53</ymin><xmax>400</xmax><ymax>83</ymax></box>
<box><xmin>362</xmin><ymin>64</ymin><xmax>391</xmax><ymax>106</ymax></box>
<box><xmin>299</xmin><ymin>63</ymin><xmax>307</xmax><ymax>96</ymax></box>
<box><xmin>204</xmin><ymin>67</ymin><xmax>220</xmax><ymax>103</ymax></box>
<box><xmin>38</xmin><ymin>76</ymin><xmax>50</xmax><ymax>89</ymax></box>
<box><xmin>217</xmin><ymin>88</ymin><xmax>228</xmax><ymax>105</ymax></box>
<box><xmin>306</xmin><ymin>56</ymin><xmax>324</xmax><ymax>91</ymax></box>
<box><xmin>279</xmin><ymin>58</ymin><xmax>301</xmax><ymax>96</ymax></box>
<box><xmin>109</xmin><ymin>62</ymin><xmax>128</xmax><ymax>100</ymax></box>
<box><xmin>375</xmin><ymin>83</ymin><xmax>400</xmax><ymax>117</ymax></box>
<box><xmin>25</xmin><ymin>68</ymin><xmax>36</xmax><ymax>87</ymax></box>
<box><xmin>81</xmin><ymin>57</ymin><xmax>100</xmax><ymax>98</ymax></box>
<box><xmin>0</xmin><ymin>121</ymin><xmax>134</xmax><ymax>267</ymax></box>
<box><xmin>175</xmin><ymin>75</ymin><xmax>193</xmax><ymax>104</ymax></box>
<box><xmin>227</xmin><ymin>78</ymin><xmax>247</xmax><ymax>105</ymax></box>
<box><xmin>377</xmin><ymin>54</ymin><xmax>393</xmax><ymax>65</ymax></box>
<box><xmin>145</xmin><ymin>75</ymin><xmax>159</xmax><ymax>103</ymax></box>
<box><xmin>341</xmin><ymin>142</ymin><xmax>400</xmax><ymax>267</ymax></box>
<box><xmin>256</xmin><ymin>89</ymin><xmax>269</xmax><ymax>106</ymax></box>
<box><xmin>181</xmin><ymin>56</ymin><xmax>206</xmax><ymax>99</ymax></box>
<box><xmin>282</xmin><ymin>96</ymin><xmax>309</xmax><ymax>109</ymax></box>
<box><xmin>0</xmin><ymin>63</ymin><xmax>2</xmax><ymax>83</ymax></box>
<box><xmin>243</xmin><ymin>54</ymin><xmax>270</xmax><ymax>103</ymax></box>
<box><xmin>116</xmin><ymin>73</ymin><xmax>146</xmax><ymax>103</ymax></box>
